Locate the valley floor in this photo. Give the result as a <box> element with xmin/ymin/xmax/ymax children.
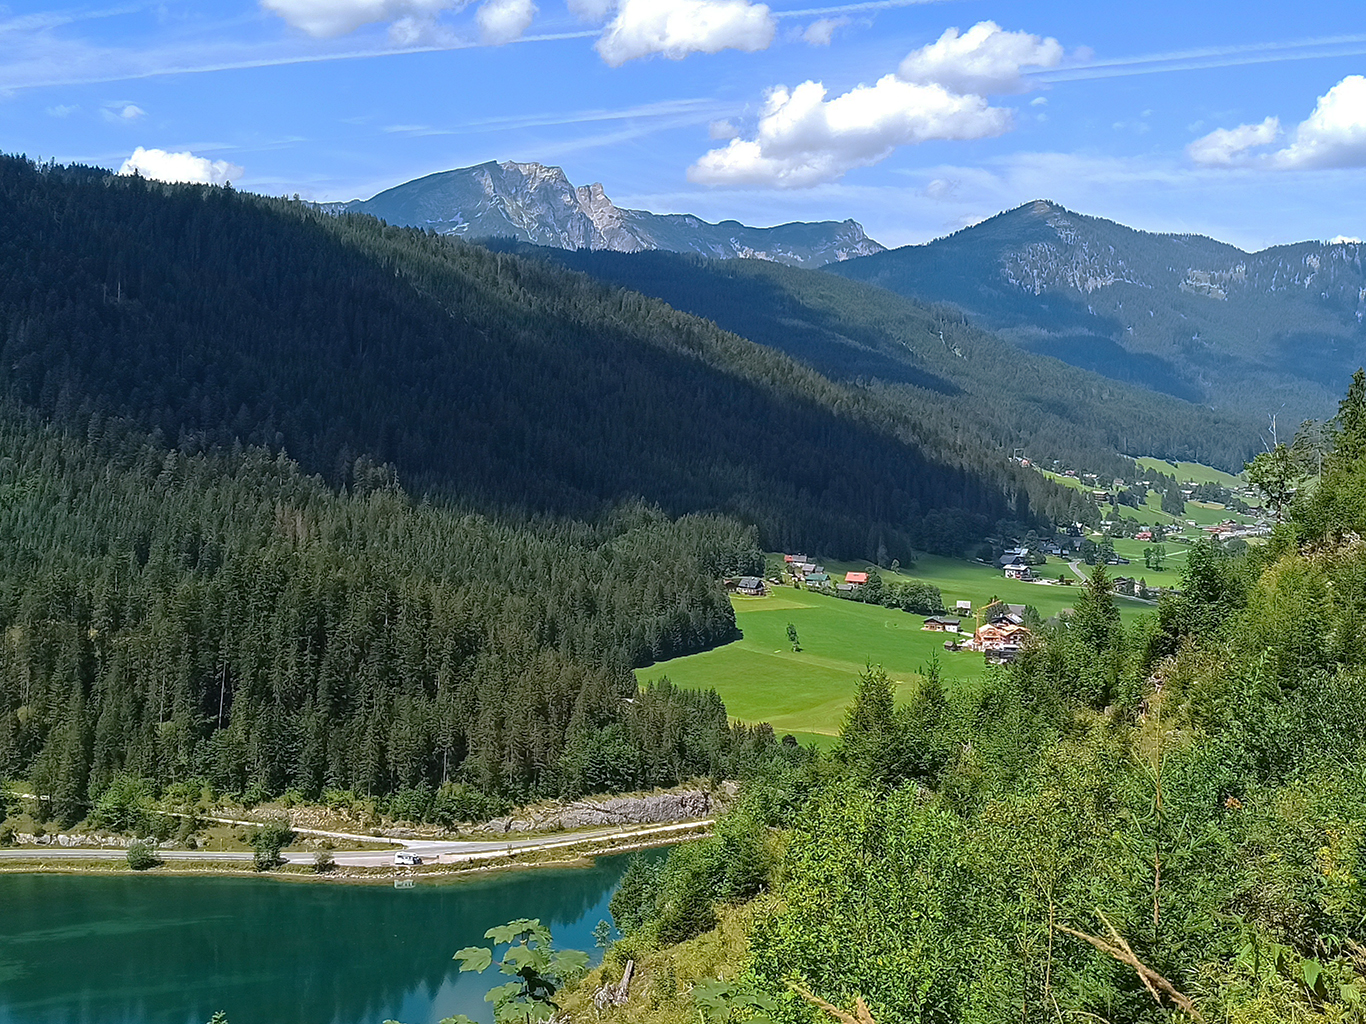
<box><xmin>636</xmin><ymin>553</ymin><xmax>1152</xmax><ymax>740</ymax></box>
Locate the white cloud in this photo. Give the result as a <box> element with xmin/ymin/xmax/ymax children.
<box><xmin>1029</xmin><ymin>96</ymin><xmax>1047</xmax><ymax>107</ymax></box>
<box><xmin>595</xmin><ymin>0</ymin><xmax>775</xmax><ymax>67</ymax></box>
<box><xmin>1188</xmin><ymin>116</ymin><xmax>1280</xmax><ymax>166</ymax></box>
<box><xmin>1272</xmin><ymin>75</ymin><xmax>1366</xmax><ymax>169</ymax></box>
<box><xmin>897</xmin><ymin>21</ymin><xmax>1062</xmax><ymax>96</ymax></box>
<box><xmin>259</xmin><ymin>0</ymin><xmax>462</xmax><ymax>38</ymax></box>
<box><xmin>1190</xmin><ymin>77</ymin><xmax>1366</xmax><ymax>171</ymax></box>
<box><xmin>118</xmin><ymin>147</ymin><xmax>243</xmax><ymax>185</ymax></box>
<box><xmin>801</xmin><ymin>17</ymin><xmax>846</xmax><ymax>47</ymax></box>
<box><xmin>921</xmin><ymin>177</ymin><xmax>958</xmax><ymax>200</ymax></box>
<box><xmin>708</xmin><ymin>118</ymin><xmax>739</xmax><ymax>139</ymax></box>
<box><xmin>101</xmin><ymin>102</ymin><xmax>145</xmax><ymax>122</ymax></box>
<box><xmin>1330</xmin><ymin>235</ymin><xmax>1362</xmax><ymax>244</ymax></box>
<box><xmin>688</xmin><ymin>19</ymin><xmax>1054</xmax><ymax>189</ymax></box>
<box><xmin>566</xmin><ymin>0</ymin><xmax>612</xmax><ymax>20</ymax></box>
<box><xmin>46</xmin><ymin>103</ymin><xmax>79</xmax><ymax>117</ymax></box>
<box><xmin>476</xmin><ymin>0</ymin><xmax>536</xmax><ymax>43</ymax></box>
<box><xmin>688</xmin><ymin>76</ymin><xmax>1010</xmax><ymax>188</ymax></box>
<box><xmin>386</xmin><ymin>14</ymin><xmax>456</xmax><ymax>43</ymax></box>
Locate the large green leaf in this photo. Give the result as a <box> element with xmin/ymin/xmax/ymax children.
<box><xmin>485</xmin><ymin>919</ymin><xmax>545</xmax><ymax>945</ymax></box>
<box><xmin>546</xmin><ymin>949</ymin><xmax>590</xmax><ymax>977</ymax></box>
<box><xmin>452</xmin><ymin>946</ymin><xmax>493</xmax><ymax>973</ymax></box>
<box><xmin>501</xmin><ymin>945</ymin><xmax>547</xmax><ymax>973</ymax></box>
<box><xmin>1302</xmin><ymin>958</ymin><xmax>1327</xmax><ymax>998</ymax></box>
<box><xmin>483</xmin><ymin>981</ymin><xmax>523</xmax><ymax>1006</ymax></box>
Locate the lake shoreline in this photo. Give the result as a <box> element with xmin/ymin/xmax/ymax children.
<box><xmin>0</xmin><ymin>823</ymin><xmax>705</xmax><ymax>885</ymax></box>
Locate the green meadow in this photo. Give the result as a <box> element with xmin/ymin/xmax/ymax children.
<box><xmin>1136</xmin><ymin>456</ymin><xmax>1244</xmax><ymax>488</ymax></box>
<box><xmin>1043</xmin><ymin>458</ymin><xmax>1252</xmax><ymax>540</ymax></box>
<box><xmin>638</xmin><ymin>554</ymin><xmax>1151</xmax><ymax>739</ymax></box>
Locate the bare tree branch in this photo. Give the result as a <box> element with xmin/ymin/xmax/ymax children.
<box><xmin>788</xmin><ymin>982</ymin><xmax>877</xmax><ymax>1024</ymax></box>
<box><xmin>1056</xmin><ymin>911</ymin><xmax>1203</xmax><ymax>1021</ymax></box>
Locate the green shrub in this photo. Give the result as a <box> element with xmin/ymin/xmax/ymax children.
<box><xmin>249</xmin><ymin>819</ymin><xmax>295</xmax><ymax>871</ymax></box>
<box><xmin>126</xmin><ymin>841</ymin><xmax>159</xmax><ymax>871</ymax></box>
<box><xmin>91</xmin><ymin>774</ymin><xmax>155</xmax><ymax>833</ymax></box>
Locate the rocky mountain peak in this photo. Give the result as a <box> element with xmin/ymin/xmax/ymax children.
<box><xmin>339</xmin><ymin>160</ymin><xmax>885</xmax><ymax>268</ymax></box>
<box><xmin>499</xmin><ymin>160</ymin><xmax>572</xmax><ymax>189</ymax></box>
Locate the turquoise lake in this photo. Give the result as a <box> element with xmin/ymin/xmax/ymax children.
<box><xmin>0</xmin><ymin>857</ymin><xmax>634</xmax><ymax>1024</ymax></box>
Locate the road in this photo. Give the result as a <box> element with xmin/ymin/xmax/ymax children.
<box><xmin>0</xmin><ymin>819</ymin><xmax>712</xmax><ymax>868</ymax></box>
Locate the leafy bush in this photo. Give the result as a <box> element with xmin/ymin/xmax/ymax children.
<box><xmin>249</xmin><ymin>819</ymin><xmax>296</xmax><ymax>871</ymax></box>
<box><xmin>125</xmin><ymin>842</ymin><xmax>159</xmax><ymax>871</ymax></box>
<box><xmin>94</xmin><ymin>774</ymin><xmax>159</xmax><ymax>833</ymax></box>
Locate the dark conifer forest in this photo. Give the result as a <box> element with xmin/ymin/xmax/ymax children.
<box><xmin>0</xmin><ymin>405</ymin><xmax>780</xmax><ymax>822</ymax></box>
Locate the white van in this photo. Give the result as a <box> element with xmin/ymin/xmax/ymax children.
<box><xmin>393</xmin><ymin>851</ymin><xmax>423</xmax><ymax>866</ymax></box>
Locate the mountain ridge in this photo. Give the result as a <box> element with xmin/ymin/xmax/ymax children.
<box><xmin>516</xmin><ymin>243</ymin><xmax>1259</xmax><ymax>475</ymax></box>
<box><xmin>829</xmin><ymin>199</ymin><xmax>1366</xmax><ymax>419</ymax></box>
<box><xmin>329</xmin><ymin>159</ymin><xmax>885</xmax><ymax>268</ymax></box>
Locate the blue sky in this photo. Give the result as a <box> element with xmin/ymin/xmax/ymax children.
<box><xmin>2</xmin><ymin>0</ymin><xmax>1364</xmax><ymax>249</ymax></box>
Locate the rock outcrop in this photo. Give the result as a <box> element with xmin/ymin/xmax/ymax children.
<box><xmin>333</xmin><ymin>161</ymin><xmax>884</xmax><ymax>268</ymax></box>
<box><xmin>473</xmin><ymin>784</ymin><xmax>733</xmax><ymax>834</ymax></box>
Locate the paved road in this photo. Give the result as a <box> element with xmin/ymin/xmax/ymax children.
<box><xmin>0</xmin><ymin>819</ymin><xmax>712</xmax><ymax>868</ymax></box>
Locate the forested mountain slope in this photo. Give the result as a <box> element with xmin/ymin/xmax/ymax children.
<box><xmin>829</xmin><ymin>199</ymin><xmax>1366</xmax><ymax>421</ymax></box>
<box><xmin>523</xmin><ymin>246</ymin><xmax>1260</xmax><ymax>475</ymax></box>
<box><xmin>0</xmin><ymin>156</ymin><xmax>1067</xmax><ymax>561</ymax></box>
<box><xmin>0</xmin><ymin>405</ymin><xmax>779</xmax><ymax>821</ymax></box>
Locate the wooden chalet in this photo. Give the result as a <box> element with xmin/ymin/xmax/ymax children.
<box><xmin>922</xmin><ymin>616</ymin><xmax>961</xmax><ymax>633</ymax></box>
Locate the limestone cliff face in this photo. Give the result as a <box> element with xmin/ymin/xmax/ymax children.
<box><xmin>339</xmin><ymin>160</ymin><xmax>884</xmax><ymax>268</ymax></box>
<box><xmin>472</xmin><ymin>784</ymin><xmax>734</xmax><ymax>834</ymax></box>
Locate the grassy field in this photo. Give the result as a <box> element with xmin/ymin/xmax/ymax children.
<box><xmin>1041</xmin><ymin>469</ymin><xmax>1093</xmax><ymax>493</ymax></box>
<box><xmin>639</xmin><ymin>461</ymin><xmax>1255</xmax><ymax>740</ymax></box>
<box><xmin>637</xmin><ymin>587</ymin><xmax>968</xmax><ymax>739</ymax></box>
<box><xmin>638</xmin><ymin>553</ymin><xmax>1152</xmax><ymax>739</ymax></box>
<box><xmin>1042</xmin><ymin>458</ymin><xmax>1251</xmax><ymax>540</ymax></box>
<box><xmin>1136</xmin><ymin>457</ymin><xmax>1244</xmax><ymax>488</ymax></box>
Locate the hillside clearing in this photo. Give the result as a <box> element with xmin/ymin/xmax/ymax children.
<box><xmin>639</xmin><ymin>555</ymin><xmax>1148</xmax><ymax>738</ymax></box>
